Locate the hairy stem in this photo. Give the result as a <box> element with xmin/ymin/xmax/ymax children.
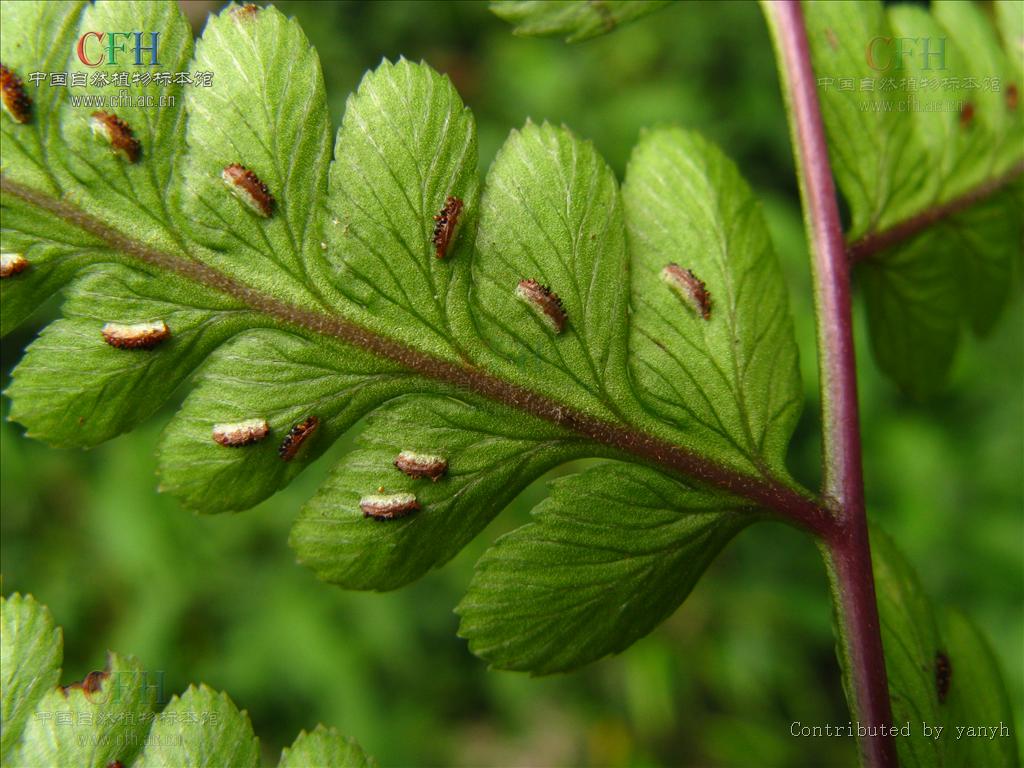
<box><xmin>847</xmin><ymin>160</ymin><xmax>1024</xmax><ymax>263</ymax></box>
<box><xmin>763</xmin><ymin>3</ymin><xmax>897</xmax><ymax>767</ymax></box>
<box><xmin>1</xmin><ymin>173</ymin><xmax>835</xmax><ymax>536</ymax></box>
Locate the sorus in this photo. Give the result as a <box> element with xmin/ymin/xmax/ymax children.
<box><xmin>515</xmin><ymin>278</ymin><xmax>566</xmax><ymax>333</ymax></box>
<box><xmin>0</xmin><ymin>252</ymin><xmax>28</xmax><ymax>279</ymax></box>
<box><xmin>278</xmin><ymin>415</ymin><xmax>318</xmax><ymax>461</ymax></box>
<box><xmin>90</xmin><ymin>111</ymin><xmax>141</xmax><ymax>163</ymax></box>
<box><xmin>222</xmin><ymin>163</ymin><xmax>275</xmax><ymax>217</ymax></box>
<box><xmin>660</xmin><ymin>263</ymin><xmax>712</xmax><ymax>320</ymax></box>
<box><xmin>394</xmin><ymin>450</ymin><xmax>448</xmax><ymax>481</ymax></box>
<box><xmin>935</xmin><ymin>651</ymin><xmax>952</xmax><ymax>704</ymax></box>
<box><xmin>432</xmin><ymin>196</ymin><xmax>464</xmax><ymax>259</ymax></box>
<box><xmin>360</xmin><ymin>492</ymin><xmax>420</xmax><ymax>520</ymax></box>
<box><xmin>231</xmin><ymin>3</ymin><xmax>260</xmax><ymax>21</ymax></box>
<box><xmin>959</xmin><ymin>102</ymin><xmax>975</xmax><ymax>128</ymax></box>
<box><xmin>101</xmin><ymin>321</ymin><xmax>170</xmax><ymax>350</ymax></box>
<box><xmin>212</xmin><ymin>418</ymin><xmax>270</xmax><ymax>447</ymax></box>
<box><xmin>0</xmin><ymin>63</ymin><xmax>31</xmax><ymax>124</ymax></box>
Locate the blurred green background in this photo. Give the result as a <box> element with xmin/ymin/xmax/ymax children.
<box><xmin>1</xmin><ymin>2</ymin><xmax>1020</xmax><ymax>766</ymax></box>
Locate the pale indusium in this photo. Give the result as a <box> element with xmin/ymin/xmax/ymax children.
<box><xmin>221</xmin><ymin>163</ymin><xmax>275</xmax><ymax>217</ymax></box>
<box><xmin>515</xmin><ymin>278</ymin><xmax>566</xmax><ymax>333</ymax></box>
<box><xmin>90</xmin><ymin>111</ymin><xmax>141</xmax><ymax>163</ymax></box>
<box><xmin>212</xmin><ymin>418</ymin><xmax>270</xmax><ymax>447</ymax></box>
<box><xmin>101</xmin><ymin>321</ymin><xmax>171</xmax><ymax>350</ymax></box>
<box><xmin>394</xmin><ymin>451</ymin><xmax>448</xmax><ymax>481</ymax></box>
<box><xmin>660</xmin><ymin>263</ymin><xmax>712</xmax><ymax>320</ymax></box>
<box><xmin>0</xmin><ymin>252</ymin><xmax>29</xmax><ymax>278</ymax></box>
<box><xmin>360</xmin><ymin>493</ymin><xmax>420</xmax><ymax>520</ymax></box>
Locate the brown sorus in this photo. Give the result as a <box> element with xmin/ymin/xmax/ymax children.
<box><xmin>101</xmin><ymin>321</ymin><xmax>170</xmax><ymax>350</ymax></box>
<box><xmin>360</xmin><ymin>492</ymin><xmax>420</xmax><ymax>520</ymax></box>
<box><xmin>959</xmin><ymin>101</ymin><xmax>975</xmax><ymax>128</ymax></box>
<box><xmin>232</xmin><ymin>3</ymin><xmax>260</xmax><ymax>20</ymax></box>
<box><xmin>222</xmin><ymin>163</ymin><xmax>275</xmax><ymax>217</ymax></box>
<box><xmin>90</xmin><ymin>111</ymin><xmax>141</xmax><ymax>163</ymax></box>
<box><xmin>278</xmin><ymin>415</ymin><xmax>319</xmax><ymax>461</ymax></box>
<box><xmin>515</xmin><ymin>278</ymin><xmax>566</xmax><ymax>333</ymax></box>
<box><xmin>212</xmin><ymin>418</ymin><xmax>270</xmax><ymax>447</ymax></box>
<box><xmin>1</xmin><ymin>63</ymin><xmax>31</xmax><ymax>124</ymax></box>
<box><xmin>935</xmin><ymin>651</ymin><xmax>952</xmax><ymax>704</ymax></box>
<box><xmin>432</xmin><ymin>195</ymin><xmax>464</xmax><ymax>258</ymax></box>
<box><xmin>394</xmin><ymin>450</ymin><xmax>448</xmax><ymax>481</ymax></box>
<box><xmin>661</xmin><ymin>263</ymin><xmax>712</xmax><ymax>320</ymax></box>
<box><xmin>62</xmin><ymin>669</ymin><xmax>109</xmax><ymax>697</ymax></box>
<box><xmin>0</xmin><ymin>252</ymin><xmax>28</xmax><ymax>278</ymax></box>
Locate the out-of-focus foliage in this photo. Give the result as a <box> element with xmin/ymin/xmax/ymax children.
<box><xmin>0</xmin><ymin>594</ymin><xmax>375</xmax><ymax>767</ymax></box>
<box><xmin>1</xmin><ymin>1</ymin><xmax>1020</xmax><ymax>766</ymax></box>
<box><xmin>869</xmin><ymin>531</ymin><xmax>1019</xmax><ymax>768</ymax></box>
<box><xmin>490</xmin><ymin>0</ymin><xmax>670</xmax><ymax>43</ymax></box>
<box><xmin>802</xmin><ymin>0</ymin><xmax>1024</xmax><ymax>397</ymax></box>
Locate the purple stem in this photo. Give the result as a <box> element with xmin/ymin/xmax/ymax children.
<box><xmin>763</xmin><ymin>2</ymin><xmax>897</xmax><ymax>766</ymax></box>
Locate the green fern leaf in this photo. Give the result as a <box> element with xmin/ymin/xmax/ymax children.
<box><xmin>866</xmin><ymin>531</ymin><xmax>1020</xmax><ymax>768</ymax></box>
<box><xmin>802</xmin><ymin>0</ymin><xmax>1024</xmax><ymax>396</ymax></box>
<box><xmin>0</xmin><ymin>593</ymin><xmax>376</xmax><ymax>768</ymax></box>
<box><xmin>0</xmin><ymin>594</ymin><xmax>62</xmax><ymax>760</ymax></box>
<box><xmin>489</xmin><ymin>0</ymin><xmax>671</xmax><ymax>43</ymax></box>
<box><xmin>2</xmin><ymin>0</ymin><xmax>812</xmax><ymax>672</ymax></box>
<box><xmin>456</xmin><ymin>462</ymin><xmax>751</xmax><ymax>673</ymax></box>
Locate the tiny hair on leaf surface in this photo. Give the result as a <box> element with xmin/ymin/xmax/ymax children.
<box><xmin>0</xmin><ymin>593</ymin><xmax>376</xmax><ymax>768</ymax></box>
<box><xmin>1</xmin><ymin>0</ymin><xmax>826</xmax><ymax>673</ymax></box>
<box><xmin>802</xmin><ymin>0</ymin><xmax>1024</xmax><ymax>396</ymax></box>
